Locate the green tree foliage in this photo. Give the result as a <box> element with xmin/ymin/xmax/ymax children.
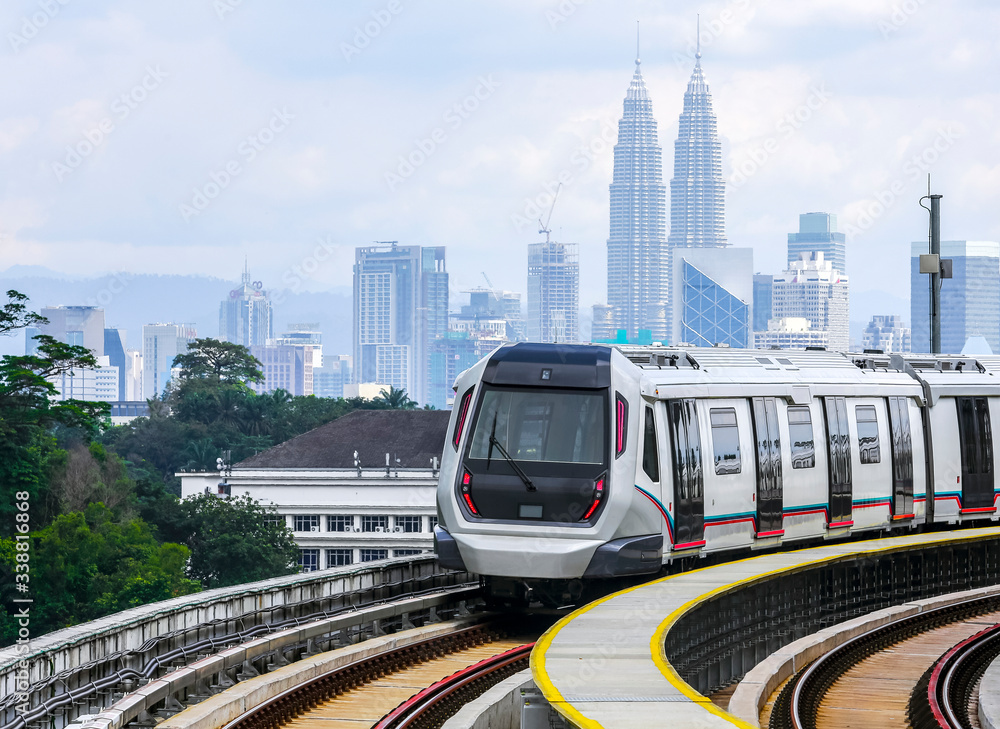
<box><xmin>172</xmin><ymin>338</ymin><xmax>264</xmax><ymax>385</ymax></box>
<box><xmin>170</xmin><ymin>494</ymin><xmax>298</xmax><ymax>589</ymax></box>
<box><xmin>0</xmin><ymin>504</ymin><xmax>200</xmax><ymax>642</ymax></box>
<box><xmin>376</xmin><ymin>385</ymin><xmax>417</xmax><ymax>410</ymax></box>
<box><xmin>0</xmin><ymin>292</ymin><xmax>111</xmax><ymax>534</ymax></box>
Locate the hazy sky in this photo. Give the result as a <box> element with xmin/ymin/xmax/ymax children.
<box><xmin>1</xmin><ymin>0</ymin><xmax>997</xmax><ymax>319</ymax></box>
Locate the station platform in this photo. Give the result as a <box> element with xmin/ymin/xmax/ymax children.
<box><xmin>530</xmin><ymin>527</ymin><xmax>1000</xmax><ymax>728</ymax></box>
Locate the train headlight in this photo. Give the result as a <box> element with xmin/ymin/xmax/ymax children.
<box><xmin>461</xmin><ymin>468</ymin><xmax>479</xmax><ymax>516</ymax></box>
<box><xmin>581</xmin><ymin>474</ymin><xmax>606</xmax><ymax>521</ymax></box>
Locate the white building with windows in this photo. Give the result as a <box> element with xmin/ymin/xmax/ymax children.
<box><xmin>178</xmin><ymin>410</ymin><xmax>449</xmax><ymax>571</ymax></box>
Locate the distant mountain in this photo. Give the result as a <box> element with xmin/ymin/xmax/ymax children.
<box><xmin>0</xmin><ymin>271</ymin><xmax>352</xmax><ymax>358</ymax></box>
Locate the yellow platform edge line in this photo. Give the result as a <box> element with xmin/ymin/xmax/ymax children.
<box><xmin>532</xmin><ymin>526</ymin><xmax>1000</xmax><ymax>728</ymax></box>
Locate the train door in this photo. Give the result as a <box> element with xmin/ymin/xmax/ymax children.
<box><xmin>823</xmin><ymin>397</ymin><xmax>853</xmax><ymax>526</ymax></box>
<box><xmin>667</xmin><ymin>399</ymin><xmax>704</xmax><ymax>548</ymax></box>
<box><xmin>956</xmin><ymin>397</ymin><xmax>994</xmax><ymax>510</ymax></box>
<box><xmin>887</xmin><ymin>396</ymin><xmax>914</xmax><ymax>518</ymax></box>
<box><xmin>750</xmin><ymin>397</ymin><xmax>783</xmax><ymax>535</ymax></box>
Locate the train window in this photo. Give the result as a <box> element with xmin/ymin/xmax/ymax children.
<box><xmin>977</xmin><ymin>398</ymin><xmax>993</xmax><ymax>473</ymax></box>
<box><xmin>642</xmin><ymin>407</ymin><xmax>659</xmax><ymax>482</ymax></box>
<box><xmin>788</xmin><ymin>407</ymin><xmax>815</xmax><ymax>469</ymax></box>
<box><xmin>468</xmin><ymin>388</ymin><xmax>606</xmax><ymax>465</ymax></box>
<box><xmin>888</xmin><ymin>396</ymin><xmax>913</xmax><ymax>516</ymax></box>
<box><xmin>710</xmin><ymin>408</ymin><xmax>741</xmax><ymax>475</ymax></box>
<box><xmin>855</xmin><ymin>405</ymin><xmax>881</xmax><ymax>464</ymax></box>
<box><xmin>452</xmin><ymin>388</ymin><xmax>474</xmax><ymax>450</ymax></box>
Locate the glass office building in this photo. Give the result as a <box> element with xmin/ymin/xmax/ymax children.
<box><xmin>910</xmin><ymin>240</ymin><xmax>1000</xmax><ymax>355</ymax></box>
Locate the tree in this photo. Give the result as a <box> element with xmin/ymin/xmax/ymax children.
<box><xmin>0</xmin><ymin>289</ymin><xmax>46</xmax><ymax>335</ymax></box>
<box><xmin>1</xmin><ymin>504</ymin><xmax>199</xmax><ymax>642</ymax></box>
<box><xmin>0</xmin><ymin>292</ymin><xmax>111</xmax><ymax>533</ymax></box>
<box><xmin>172</xmin><ymin>338</ymin><xmax>263</xmax><ymax>385</ymax></box>
<box><xmin>174</xmin><ymin>494</ymin><xmax>299</xmax><ymax>589</ymax></box>
<box><xmin>376</xmin><ymin>385</ymin><xmax>417</xmax><ymax>410</ymax></box>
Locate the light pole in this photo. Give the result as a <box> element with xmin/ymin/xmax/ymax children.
<box><xmin>918</xmin><ymin>185</ymin><xmax>951</xmax><ymax>354</ymax></box>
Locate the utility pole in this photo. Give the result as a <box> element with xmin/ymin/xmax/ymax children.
<box><xmin>919</xmin><ymin>179</ymin><xmax>951</xmax><ymax>354</ymax></box>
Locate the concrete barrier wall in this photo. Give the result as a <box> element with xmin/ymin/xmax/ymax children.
<box><xmin>980</xmin><ymin>653</ymin><xmax>1000</xmax><ymax>729</ymax></box>
<box><xmin>728</xmin><ymin>584</ymin><xmax>1000</xmax><ymax>728</ymax></box>
<box><xmin>441</xmin><ymin>669</ymin><xmax>533</xmax><ymax>729</ymax></box>
<box><xmin>0</xmin><ymin>558</ymin><xmax>456</xmax><ymax>710</ymax></box>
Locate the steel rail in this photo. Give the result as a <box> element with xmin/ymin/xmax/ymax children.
<box><xmin>220</xmin><ymin>621</ymin><xmax>511</xmax><ymax>729</ymax></box>
<box><xmin>919</xmin><ymin>622</ymin><xmax>1000</xmax><ymax>729</ymax></box>
<box><xmin>374</xmin><ymin>642</ymin><xmax>533</xmax><ymax>729</ymax></box>
<box><xmin>777</xmin><ymin>594</ymin><xmax>1000</xmax><ymax>729</ymax></box>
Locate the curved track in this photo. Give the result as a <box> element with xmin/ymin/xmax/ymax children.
<box><xmin>766</xmin><ymin>596</ymin><xmax>1000</xmax><ymax>729</ymax></box>
<box><xmin>222</xmin><ymin>619</ymin><xmax>543</xmax><ymax>729</ymax></box>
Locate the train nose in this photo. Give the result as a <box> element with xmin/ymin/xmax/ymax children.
<box><xmin>437</xmin><ymin>526</ymin><xmax>604</xmax><ymax>579</ymax></box>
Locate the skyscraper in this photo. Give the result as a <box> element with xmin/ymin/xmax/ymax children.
<box><xmin>771</xmin><ymin>252</ymin><xmax>849</xmax><ymax>351</ymax></box>
<box><xmin>667</xmin><ymin>47</ymin><xmax>727</xmax><ymax>249</ymax></box>
<box><xmin>527</xmin><ymin>241</ymin><xmax>579</xmax><ymax>343</ymax></box>
<box><xmin>33</xmin><ymin>306</ymin><xmax>105</xmax><ymax>354</ymax></box>
<box><xmin>910</xmin><ymin>241</ymin><xmax>1000</xmax><ymax>354</ymax></box>
<box><xmin>669</xmin><ymin>247</ymin><xmax>752</xmax><ymax>348</ymax></box>
<box><xmin>607</xmin><ymin>49</ymin><xmax>667</xmax><ymax>341</ymax></box>
<box><xmin>219</xmin><ymin>263</ymin><xmax>273</xmax><ymax>347</ymax></box>
<box><xmin>862</xmin><ymin>315</ymin><xmax>911</xmax><ymax>354</ymax></box>
<box><xmin>353</xmin><ymin>243</ymin><xmax>447</xmax><ymax>406</ymax></box>
<box><xmin>788</xmin><ymin>213</ymin><xmax>846</xmax><ymax>274</ymax></box>
<box><xmin>143</xmin><ymin>323</ymin><xmax>197</xmax><ymax>399</ymax></box>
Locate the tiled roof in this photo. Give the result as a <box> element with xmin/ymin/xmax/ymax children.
<box><xmin>235</xmin><ymin>410</ymin><xmax>451</xmax><ymax>470</ymax></box>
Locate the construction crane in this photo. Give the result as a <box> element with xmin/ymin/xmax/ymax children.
<box><xmin>481</xmin><ymin>272</ymin><xmax>502</xmax><ymax>304</ymax></box>
<box><xmin>538</xmin><ymin>182</ymin><xmax>562</xmax><ymax>244</ymax></box>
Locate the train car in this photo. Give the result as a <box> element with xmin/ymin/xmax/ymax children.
<box><xmin>433</xmin><ymin>343</ymin><xmax>1000</xmax><ymax>606</ymax></box>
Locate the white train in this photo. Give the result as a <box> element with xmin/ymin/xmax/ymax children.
<box><xmin>434</xmin><ymin>343</ymin><xmax>1000</xmax><ymax>605</ymax></box>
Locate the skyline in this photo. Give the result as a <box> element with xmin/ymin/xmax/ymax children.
<box><xmin>0</xmin><ymin>1</ymin><xmax>997</xmax><ymax>325</ymax></box>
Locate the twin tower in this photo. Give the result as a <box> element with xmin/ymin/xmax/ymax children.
<box><xmin>604</xmin><ymin>42</ymin><xmax>748</xmax><ymax>347</ymax></box>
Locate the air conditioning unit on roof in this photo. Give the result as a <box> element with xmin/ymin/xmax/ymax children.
<box><xmin>393</xmin><ymin>526</ymin><xmax>402</xmax><ymax>533</ymax></box>
<box><xmin>375</xmin><ymin>526</ymin><xmax>384</xmax><ymax>533</ymax></box>
<box><xmin>310</xmin><ymin>526</ymin><xmax>320</xmax><ymax>532</ymax></box>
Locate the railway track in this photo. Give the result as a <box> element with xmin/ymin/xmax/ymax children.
<box><xmin>222</xmin><ymin>618</ymin><xmax>544</xmax><ymax>729</ymax></box>
<box><xmin>765</xmin><ymin>595</ymin><xmax>1000</xmax><ymax>729</ymax></box>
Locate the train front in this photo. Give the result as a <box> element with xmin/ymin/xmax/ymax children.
<box><xmin>434</xmin><ymin>343</ymin><xmax>660</xmax><ymax>604</ymax></box>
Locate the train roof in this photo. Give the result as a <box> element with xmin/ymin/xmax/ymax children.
<box><xmin>610</xmin><ymin>346</ymin><xmax>1000</xmax><ymax>405</ymax></box>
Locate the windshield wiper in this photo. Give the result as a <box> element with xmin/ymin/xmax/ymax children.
<box><xmin>487</xmin><ymin>413</ymin><xmax>535</xmax><ymax>492</ymax></box>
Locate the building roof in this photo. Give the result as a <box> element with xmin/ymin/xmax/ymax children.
<box><xmin>235</xmin><ymin>409</ymin><xmax>451</xmax><ymax>470</ymax></box>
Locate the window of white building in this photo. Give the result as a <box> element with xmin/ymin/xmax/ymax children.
<box><xmin>362</xmin><ymin>516</ymin><xmax>389</xmax><ymax>532</ymax></box>
<box><xmin>299</xmin><ymin>548</ymin><xmax>319</xmax><ymax>571</ymax></box>
<box><xmin>294</xmin><ymin>515</ymin><xmax>320</xmax><ymax>532</ymax></box>
<box><xmin>360</xmin><ymin>548</ymin><xmax>388</xmax><ymax>562</ymax></box>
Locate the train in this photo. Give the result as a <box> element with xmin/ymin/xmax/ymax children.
<box><xmin>433</xmin><ymin>342</ymin><xmax>1000</xmax><ymax>607</ymax></box>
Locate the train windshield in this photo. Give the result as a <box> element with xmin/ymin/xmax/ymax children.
<box><xmin>468</xmin><ymin>388</ymin><xmax>607</xmax><ymax>465</ymax></box>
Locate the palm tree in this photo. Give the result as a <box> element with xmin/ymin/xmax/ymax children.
<box><xmin>376</xmin><ymin>386</ymin><xmax>416</xmax><ymax>410</ymax></box>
